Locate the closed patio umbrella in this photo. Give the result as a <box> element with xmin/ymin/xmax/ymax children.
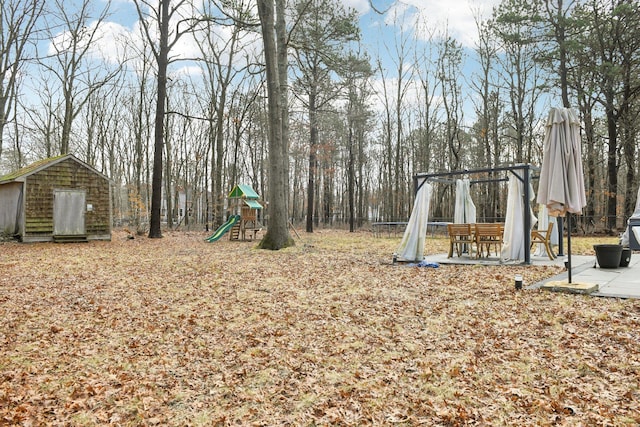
<box><xmin>536</xmin><ymin>107</ymin><xmax>587</xmax><ymax>282</ymax></box>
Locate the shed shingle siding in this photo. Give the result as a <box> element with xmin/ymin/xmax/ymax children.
<box><xmin>23</xmin><ymin>158</ymin><xmax>110</xmax><ymax>238</ymax></box>
<box><xmin>0</xmin><ymin>154</ymin><xmax>112</xmax><ymax>242</ymax></box>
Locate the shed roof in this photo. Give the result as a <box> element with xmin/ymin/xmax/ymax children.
<box><xmin>0</xmin><ymin>154</ymin><xmax>110</xmax><ymax>184</ymax></box>
<box><xmin>228</xmin><ymin>184</ymin><xmax>260</xmax><ymax>199</ymax></box>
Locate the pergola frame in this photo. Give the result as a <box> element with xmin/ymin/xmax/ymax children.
<box><xmin>414</xmin><ymin>164</ymin><xmax>535</xmax><ymax>264</ymax></box>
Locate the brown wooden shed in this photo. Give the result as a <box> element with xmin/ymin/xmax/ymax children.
<box><xmin>0</xmin><ymin>154</ymin><xmax>112</xmax><ymax>242</ymax></box>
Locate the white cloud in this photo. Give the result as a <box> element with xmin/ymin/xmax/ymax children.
<box><xmin>62</xmin><ymin>0</ymin><xmax>262</xmax><ymax>80</ymax></box>
<box><xmin>378</xmin><ymin>0</ymin><xmax>500</xmax><ymax>47</ymax></box>
<box><xmin>368</xmin><ymin>72</ymin><xmax>444</xmax><ymax>121</ymax></box>
<box><xmin>93</xmin><ymin>21</ymin><xmax>131</xmax><ymax>63</ymax></box>
<box><xmin>384</xmin><ymin>2</ymin><xmax>419</xmax><ymax>33</ymax></box>
<box><xmin>343</xmin><ymin>0</ymin><xmax>371</xmax><ymax>14</ymax></box>
<box><xmin>171</xmin><ymin>65</ymin><xmax>203</xmax><ymax>80</ymax></box>
<box><xmin>48</xmin><ymin>19</ymin><xmax>130</xmax><ymax>64</ymax></box>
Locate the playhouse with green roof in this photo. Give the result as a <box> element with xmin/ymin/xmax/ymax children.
<box><xmin>228</xmin><ymin>184</ymin><xmax>263</xmax><ymax>241</ymax></box>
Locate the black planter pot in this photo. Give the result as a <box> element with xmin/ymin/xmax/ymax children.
<box><xmin>594</xmin><ymin>244</ymin><xmax>623</xmax><ymax>269</ymax></box>
<box><xmin>620</xmin><ymin>248</ymin><xmax>632</xmax><ymax>267</ymax></box>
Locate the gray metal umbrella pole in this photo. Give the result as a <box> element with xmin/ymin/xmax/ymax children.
<box><xmin>557</xmin><ymin>217</ymin><xmax>564</xmax><ymax>257</ymax></box>
<box><xmin>566</xmin><ymin>214</ymin><xmax>572</xmax><ymax>283</ymax></box>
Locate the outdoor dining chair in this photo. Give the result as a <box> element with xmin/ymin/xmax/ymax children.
<box><xmin>531</xmin><ymin>222</ymin><xmax>556</xmax><ymax>260</ymax></box>
<box><xmin>474</xmin><ymin>223</ymin><xmax>503</xmax><ymax>258</ymax></box>
<box><xmin>447</xmin><ymin>223</ymin><xmax>474</xmax><ymax>258</ymax></box>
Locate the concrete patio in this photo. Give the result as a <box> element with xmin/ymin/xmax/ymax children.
<box><xmin>426</xmin><ymin>250</ymin><xmax>640</xmax><ymax>299</ymax></box>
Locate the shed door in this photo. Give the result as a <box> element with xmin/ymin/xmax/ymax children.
<box><xmin>53</xmin><ymin>190</ymin><xmax>86</xmax><ymax>235</ymax></box>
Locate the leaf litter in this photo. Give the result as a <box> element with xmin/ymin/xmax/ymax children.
<box><xmin>1</xmin><ymin>230</ymin><xmax>639</xmax><ymax>425</ymax></box>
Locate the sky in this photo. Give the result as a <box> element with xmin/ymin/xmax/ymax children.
<box><xmin>350</xmin><ymin>0</ymin><xmax>500</xmax><ymax>48</ymax></box>
<box><xmin>42</xmin><ymin>0</ymin><xmax>506</xmax><ymax>126</ymax></box>
<box><xmin>350</xmin><ymin>0</ymin><xmax>503</xmax><ymax>124</ymax></box>
<box><xmin>97</xmin><ymin>0</ymin><xmax>501</xmax><ymax>68</ymax></box>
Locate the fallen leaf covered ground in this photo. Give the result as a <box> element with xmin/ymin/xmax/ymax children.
<box><xmin>1</xmin><ymin>229</ymin><xmax>638</xmax><ymax>426</ymax></box>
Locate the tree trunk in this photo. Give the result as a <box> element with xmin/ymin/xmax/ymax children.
<box><xmin>257</xmin><ymin>0</ymin><xmax>293</xmax><ymax>250</ymax></box>
<box><xmin>578</xmin><ymin>90</ymin><xmax>597</xmax><ymax>228</ymax></box>
<box><xmin>348</xmin><ymin>123</ymin><xmax>355</xmax><ymax>232</ymax></box>
<box><xmin>148</xmin><ymin>0</ymin><xmax>170</xmax><ymax>238</ymax></box>
<box><xmin>623</xmin><ymin>120</ymin><xmax>637</xmax><ymax>219</ymax></box>
<box><xmin>556</xmin><ymin>0</ymin><xmax>570</xmax><ymax>109</ymax></box>
<box><xmin>605</xmin><ymin>108</ymin><xmax>618</xmax><ymax>233</ymax></box>
<box><xmin>214</xmin><ymin>93</ymin><xmax>226</xmax><ymax>226</ymax></box>
<box><xmin>306</xmin><ymin>87</ymin><xmax>318</xmax><ymax>232</ymax></box>
<box><xmin>164</xmin><ymin>124</ymin><xmax>173</xmax><ymax>229</ymax></box>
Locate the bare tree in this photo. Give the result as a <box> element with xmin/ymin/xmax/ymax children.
<box><xmin>492</xmin><ymin>0</ymin><xmax>546</xmax><ymax>164</ymax></box>
<box><xmin>412</xmin><ymin>20</ymin><xmax>440</xmax><ymax>177</ymax></box>
<box><xmin>436</xmin><ymin>34</ymin><xmax>465</xmax><ymax>171</ymax></box>
<box><xmin>573</xmin><ymin>0</ymin><xmax>640</xmax><ymax>232</ymax></box>
<box><xmin>289</xmin><ymin>0</ymin><xmax>360</xmax><ymax>232</ymax></box>
<box><xmin>471</xmin><ymin>14</ymin><xmax>502</xmax><ymax>220</ymax></box>
<box><xmin>0</xmin><ymin>0</ymin><xmax>43</xmax><ymax>160</ymax></box>
<box><xmin>40</xmin><ymin>0</ymin><xmax>121</xmax><ymax>155</ymax></box>
<box><xmin>342</xmin><ymin>51</ymin><xmax>372</xmax><ymax>231</ymax></box>
<box><xmin>375</xmin><ymin>12</ymin><xmax>415</xmax><ymax>221</ymax></box>
<box><xmin>124</xmin><ymin>28</ymin><xmax>155</xmax><ymax>232</ymax></box>
<box><xmin>133</xmin><ymin>0</ymin><xmax>201</xmax><ymax>238</ymax></box>
<box><xmin>22</xmin><ymin>74</ymin><xmax>60</xmax><ymax>159</ymax></box>
<box><xmin>256</xmin><ymin>0</ymin><xmax>293</xmax><ymax>249</ymax></box>
<box><xmin>196</xmin><ymin>0</ymin><xmax>253</xmax><ymax>228</ymax></box>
